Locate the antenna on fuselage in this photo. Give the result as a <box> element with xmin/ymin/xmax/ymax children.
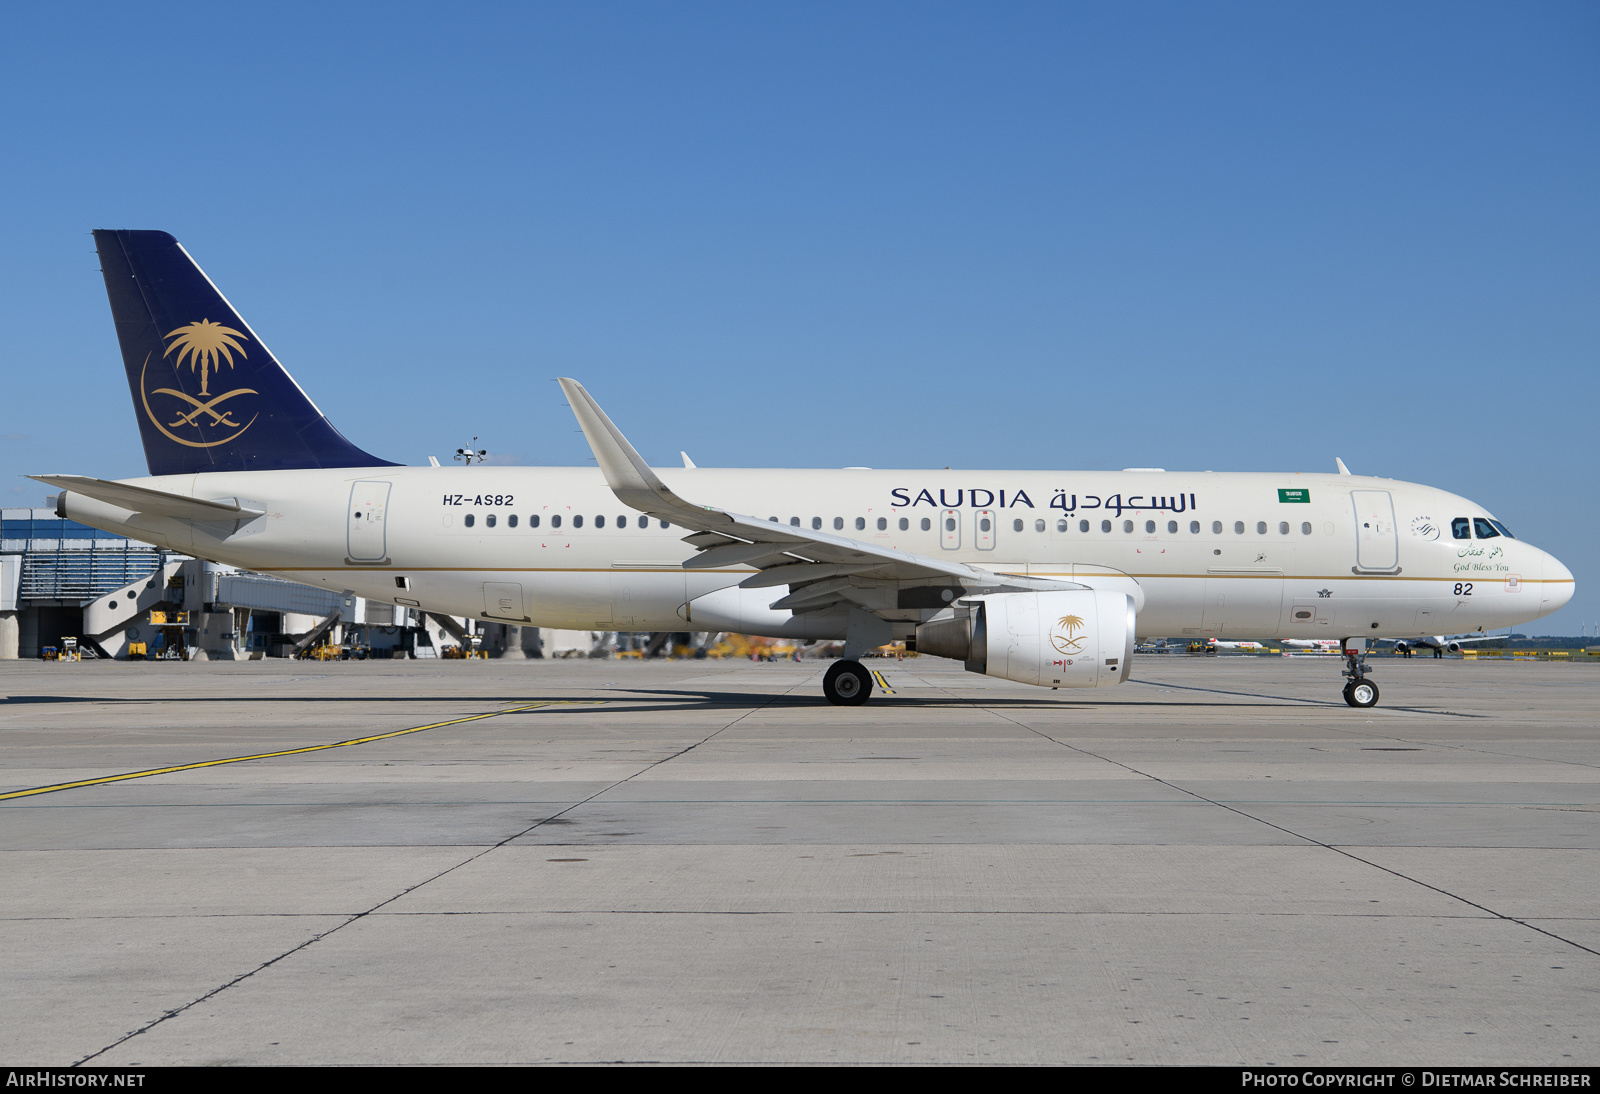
<box><xmin>455</xmin><ymin>437</ymin><xmax>488</xmax><ymax>465</ymax></box>
<box><xmin>1335</xmin><ymin>457</ymin><xmax>1352</xmax><ymax>475</ymax></box>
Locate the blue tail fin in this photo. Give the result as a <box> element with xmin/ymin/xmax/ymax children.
<box><xmin>93</xmin><ymin>230</ymin><xmax>397</xmax><ymax>475</ymax></box>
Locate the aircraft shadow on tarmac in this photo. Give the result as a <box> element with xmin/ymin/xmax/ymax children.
<box><xmin>0</xmin><ymin>688</ymin><xmax>1334</xmax><ymax>713</ymax></box>
<box><xmin>0</xmin><ymin>682</ymin><xmax>1478</xmax><ymax>716</ymax></box>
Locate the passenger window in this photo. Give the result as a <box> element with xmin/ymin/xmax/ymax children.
<box><xmin>812</xmin><ymin>517</ymin><xmax>822</xmax><ymax>530</ymax></box>
<box><xmin>1278</xmin><ymin>522</ymin><xmax>1289</xmax><ymax>534</ymax></box>
<box><xmin>1124</xmin><ymin>520</ymin><xmax>1134</xmax><ymax>533</ymax></box>
<box><xmin>1056</xmin><ymin>519</ymin><xmax>1068</xmax><ymax>532</ymax></box>
<box><xmin>855</xmin><ymin>517</ymin><xmax>866</xmax><ymax>531</ymax></box>
<box><xmin>1472</xmin><ymin>518</ymin><xmax>1500</xmax><ymax>539</ymax></box>
<box><xmin>1145</xmin><ymin>520</ymin><xmax>1156</xmax><ymax>533</ymax></box>
<box><xmin>920</xmin><ymin>518</ymin><xmax>931</xmax><ymax>531</ymax></box>
<box><xmin>790</xmin><ymin>517</ymin><xmax>800</xmax><ymax>527</ymax></box>
<box><xmin>944</xmin><ymin>517</ymin><xmax>956</xmax><ymax>532</ymax></box>
<box><xmin>876</xmin><ymin>517</ymin><xmax>886</xmax><ymax>530</ymax></box>
<box><xmin>1212</xmin><ymin>521</ymin><xmax>1223</xmax><ymax>534</ymax></box>
<box><xmin>464</xmin><ymin>514</ymin><xmax>475</xmax><ymax>528</ymax></box>
<box><xmin>833</xmin><ymin>517</ymin><xmax>844</xmax><ymax>530</ymax></box>
<box><xmin>1451</xmin><ymin>517</ymin><xmax>1471</xmax><ymax>540</ymax></box>
<box><xmin>1036</xmin><ymin>519</ymin><xmax>1046</xmax><ymax>533</ymax></box>
<box><xmin>659</xmin><ymin>520</ymin><xmax>669</xmax><ymax>529</ymax></box>
<box><xmin>1079</xmin><ymin>519</ymin><xmax>1089</xmax><ymax>532</ymax></box>
<box><xmin>508</xmin><ymin>515</ymin><xmax>518</xmax><ymax>528</ymax></box>
<box><xmin>1301</xmin><ymin>522</ymin><xmax>1311</xmax><ymax>535</ymax></box>
<box><xmin>1167</xmin><ymin>521</ymin><xmax>1177</xmax><ymax>534</ymax></box>
<box><xmin>552</xmin><ymin>515</ymin><xmax>561</xmax><ymax>528</ymax></box>
<box><xmin>618</xmin><ymin>515</ymin><xmax>627</xmax><ymax>528</ymax></box>
<box><xmin>530</xmin><ymin>515</ymin><xmax>540</xmax><ymax>528</ymax></box>
<box><xmin>1234</xmin><ymin>521</ymin><xmax>1245</xmax><ymax>534</ymax></box>
<box><xmin>899</xmin><ymin>517</ymin><xmax>909</xmax><ymax>531</ymax></box>
<box><xmin>1101</xmin><ymin>519</ymin><xmax>1112</xmax><ymax>533</ymax></box>
<box><xmin>1256</xmin><ymin>521</ymin><xmax>1267</xmax><ymax>534</ymax></box>
<box><xmin>1013</xmin><ymin>518</ymin><xmax>1024</xmax><ymax>532</ymax></box>
<box><xmin>487</xmin><ymin>514</ymin><xmax>497</xmax><ymax>528</ymax></box>
<box><xmin>594</xmin><ymin>515</ymin><xmax>604</xmax><ymax>529</ymax></box>
<box><xmin>574</xmin><ymin>515</ymin><xmax>584</xmax><ymax>529</ymax></box>
<box><xmin>1190</xmin><ymin>521</ymin><xmax>1200</xmax><ymax>534</ymax></box>
<box><xmin>638</xmin><ymin>515</ymin><xmax>648</xmax><ymax>528</ymax></box>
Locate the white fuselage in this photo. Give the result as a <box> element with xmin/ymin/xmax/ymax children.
<box><xmin>61</xmin><ymin>466</ymin><xmax>1574</xmax><ymax>641</ymax></box>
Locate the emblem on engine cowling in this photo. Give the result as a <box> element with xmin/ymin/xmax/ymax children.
<box><xmin>1049</xmin><ymin>614</ymin><xmax>1087</xmax><ymax>654</ymax></box>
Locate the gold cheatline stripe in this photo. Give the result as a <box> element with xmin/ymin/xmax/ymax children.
<box><xmin>0</xmin><ymin>700</ymin><xmax>603</xmax><ymax>802</ymax></box>
<box><xmin>266</xmin><ymin>565</ymin><xmax>1571</xmax><ymax>584</ymax></box>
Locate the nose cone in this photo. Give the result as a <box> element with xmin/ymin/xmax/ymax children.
<box><xmin>1541</xmin><ymin>551</ymin><xmax>1575</xmax><ymax>615</ymax></box>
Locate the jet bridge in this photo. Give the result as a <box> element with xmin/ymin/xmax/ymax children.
<box><xmin>80</xmin><ymin>559</ymin><xmax>382</xmax><ymax>659</ymax></box>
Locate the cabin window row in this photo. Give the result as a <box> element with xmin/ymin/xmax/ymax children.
<box><xmin>773</xmin><ymin>516</ymin><xmax>936</xmax><ymax>532</ymax></box>
<box><xmin>1042</xmin><ymin>519</ymin><xmax>1315</xmax><ymax>535</ymax></box>
<box><xmin>764</xmin><ymin>518</ymin><xmax>1324</xmax><ymax>540</ymax></box>
<box><xmin>766</xmin><ymin>515</ymin><xmax>1319</xmax><ymax>536</ymax></box>
<box><xmin>462</xmin><ymin>513</ymin><xmax>672</xmax><ymax>530</ymax></box>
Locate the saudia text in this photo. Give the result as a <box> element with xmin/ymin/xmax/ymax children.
<box><xmin>889</xmin><ymin>489</ymin><xmax>1198</xmax><ymax>517</ymax></box>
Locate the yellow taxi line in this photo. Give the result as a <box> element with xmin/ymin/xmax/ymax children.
<box><xmin>0</xmin><ymin>700</ymin><xmax>603</xmax><ymax>801</ymax></box>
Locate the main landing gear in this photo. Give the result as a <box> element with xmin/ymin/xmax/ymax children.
<box><xmin>823</xmin><ymin>660</ymin><xmax>874</xmax><ymax>706</ymax></box>
<box><xmin>1340</xmin><ymin>639</ymin><xmax>1379</xmax><ymax>708</ymax></box>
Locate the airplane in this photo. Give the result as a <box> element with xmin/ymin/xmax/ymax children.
<box><xmin>1386</xmin><ymin>633</ymin><xmax>1509</xmax><ymax>658</ymax></box>
<box><xmin>1206</xmin><ymin>639</ymin><xmax>1266</xmax><ymax>651</ymax></box>
<box><xmin>1280</xmin><ymin>638</ymin><xmax>1341</xmax><ymax>650</ymax></box>
<box><xmin>34</xmin><ymin>230</ymin><xmax>1576</xmax><ymax>710</ymax></box>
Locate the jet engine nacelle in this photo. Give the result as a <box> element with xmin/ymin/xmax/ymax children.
<box><xmin>1393</xmin><ymin>640</ymin><xmax>1412</xmax><ymax>655</ymax></box>
<box><xmin>914</xmin><ymin>589</ymin><xmax>1135</xmax><ymax>688</ymax></box>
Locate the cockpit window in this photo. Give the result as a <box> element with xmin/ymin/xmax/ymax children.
<box><xmin>1472</xmin><ymin>518</ymin><xmax>1500</xmax><ymax>540</ymax></box>
<box><xmin>1489</xmin><ymin>519</ymin><xmax>1515</xmax><ymax>539</ymax></box>
<box><xmin>1451</xmin><ymin>517</ymin><xmax>1471</xmax><ymax>540</ymax></box>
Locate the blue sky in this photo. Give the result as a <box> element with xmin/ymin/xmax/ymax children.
<box><xmin>2</xmin><ymin>2</ymin><xmax>1596</xmax><ymax>633</ymax></box>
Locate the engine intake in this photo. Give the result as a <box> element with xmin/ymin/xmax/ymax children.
<box><xmin>915</xmin><ymin>589</ymin><xmax>1136</xmax><ymax>688</ymax></box>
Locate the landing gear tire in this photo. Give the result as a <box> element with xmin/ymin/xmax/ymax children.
<box><xmin>823</xmin><ymin>660</ymin><xmax>873</xmax><ymax>706</ymax></box>
<box><xmin>1343</xmin><ymin>679</ymin><xmax>1379</xmax><ymax>708</ymax></box>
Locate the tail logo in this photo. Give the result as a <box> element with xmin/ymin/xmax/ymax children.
<box><xmin>1049</xmin><ymin>614</ymin><xmax>1088</xmax><ymax>654</ymax></box>
<box><xmin>139</xmin><ymin>319</ymin><xmax>260</xmax><ymax>448</ymax></box>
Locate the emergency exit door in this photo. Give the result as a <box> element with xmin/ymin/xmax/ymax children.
<box><xmin>940</xmin><ymin>509</ymin><xmax>961</xmax><ymax>550</ymax></box>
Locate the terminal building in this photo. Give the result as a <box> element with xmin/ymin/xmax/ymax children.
<box><xmin>0</xmin><ymin>507</ymin><xmax>618</xmax><ymax>661</ymax></box>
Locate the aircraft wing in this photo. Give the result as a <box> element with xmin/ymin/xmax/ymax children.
<box><xmin>559</xmin><ymin>378</ymin><xmax>1084</xmax><ymax>614</ymax></box>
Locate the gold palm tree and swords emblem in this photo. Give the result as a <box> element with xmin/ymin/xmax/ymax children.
<box><xmin>139</xmin><ymin>319</ymin><xmax>260</xmax><ymax>448</ymax></box>
<box><xmin>1049</xmin><ymin>614</ymin><xmax>1088</xmax><ymax>654</ymax></box>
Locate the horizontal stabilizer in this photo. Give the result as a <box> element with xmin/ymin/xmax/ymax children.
<box><xmin>31</xmin><ymin>475</ymin><xmax>264</xmax><ymax>521</ymax></box>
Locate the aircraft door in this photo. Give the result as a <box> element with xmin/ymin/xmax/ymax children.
<box><xmin>940</xmin><ymin>509</ymin><xmax>961</xmax><ymax>550</ymax></box>
<box><xmin>975</xmin><ymin>509</ymin><xmax>996</xmax><ymax>550</ymax></box>
<box><xmin>1352</xmin><ymin>490</ymin><xmax>1399</xmax><ymax>572</ymax></box>
<box><xmin>348</xmin><ymin>481</ymin><xmax>391</xmax><ymax>562</ymax></box>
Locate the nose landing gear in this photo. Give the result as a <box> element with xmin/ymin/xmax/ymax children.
<box><xmin>1341</xmin><ymin>638</ymin><xmax>1379</xmax><ymax>708</ymax></box>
